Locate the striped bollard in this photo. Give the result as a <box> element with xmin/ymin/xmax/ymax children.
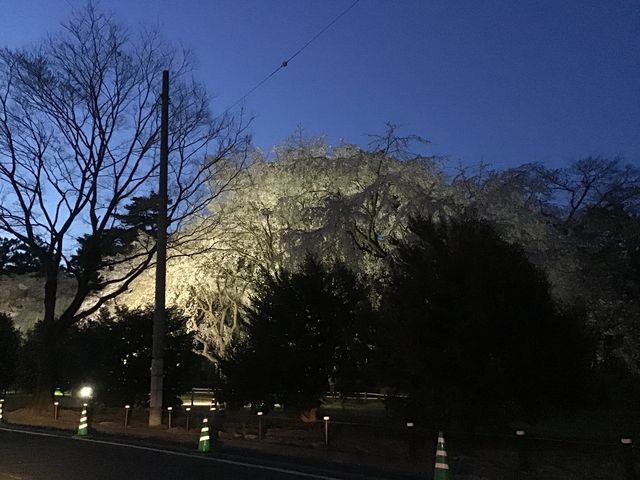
<box><xmin>0</xmin><ymin>398</ymin><xmax>4</xmax><ymax>423</ymax></box>
<box><xmin>77</xmin><ymin>403</ymin><xmax>89</xmax><ymax>436</ymax></box>
<box><xmin>434</xmin><ymin>431</ymin><xmax>450</xmax><ymax>480</ymax></box>
<box><xmin>198</xmin><ymin>417</ymin><xmax>210</xmax><ymax>452</ymax></box>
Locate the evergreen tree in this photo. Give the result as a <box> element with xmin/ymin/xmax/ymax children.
<box><xmin>0</xmin><ymin>313</ymin><xmax>20</xmax><ymax>393</ymax></box>
<box><xmin>222</xmin><ymin>256</ymin><xmax>373</xmax><ymax>416</ymax></box>
<box><xmin>0</xmin><ymin>238</ymin><xmax>42</xmax><ymax>275</ymax></box>
<box><xmin>58</xmin><ymin>306</ymin><xmax>199</xmax><ymax>406</ymax></box>
<box><xmin>379</xmin><ymin>216</ymin><xmax>593</xmax><ymax>425</ymax></box>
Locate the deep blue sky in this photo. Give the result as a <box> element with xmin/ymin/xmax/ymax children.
<box><xmin>2</xmin><ymin>0</ymin><xmax>639</xmax><ymax>169</ymax></box>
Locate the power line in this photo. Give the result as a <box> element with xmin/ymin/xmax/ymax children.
<box><xmin>225</xmin><ymin>0</ymin><xmax>361</xmax><ymax>112</ymax></box>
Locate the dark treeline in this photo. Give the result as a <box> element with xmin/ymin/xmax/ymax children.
<box><xmin>1</xmin><ymin>148</ymin><xmax>639</xmax><ymax>428</ymax></box>
<box><xmin>221</xmin><ymin>216</ymin><xmax>593</xmax><ymax>426</ymax></box>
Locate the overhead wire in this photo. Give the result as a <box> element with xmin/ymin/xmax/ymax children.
<box><xmin>225</xmin><ymin>0</ymin><xmax>361</xmax><ymax>113</ymax></box>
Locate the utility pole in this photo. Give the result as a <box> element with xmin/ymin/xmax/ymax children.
<box><xmin>149</xmin><ymin>70</ymin><xmax>169</xmax><ymax>426</ymax></box>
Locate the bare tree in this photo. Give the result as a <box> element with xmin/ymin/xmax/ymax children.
<box><xmin>521</xmin><ymin>157</ymin><xmax>640</xmax><ymax>226</ymax></box>
<box><xmin>0</xmin><ymin>5</ymin><xmax>250</xmax><ymax>410</ymax></box>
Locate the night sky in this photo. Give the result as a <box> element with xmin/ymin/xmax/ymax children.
<box><xmin>2</xmin><ymin>0</ymin><xmax>639</xmax><ymax>169</ymax></box>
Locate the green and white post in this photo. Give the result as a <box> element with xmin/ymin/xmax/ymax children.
<box><xmin>77</xmin><ymin>403</ymin><xmax>89</xmax><ymax>436</ymax></box>
<box><xmin>198</xmin><ymin>417</ymin><xmax>210</xmax><ymax>452</ymax></box>
<box><xmin>434</xmin><ymin>431</ymin><xmax>450</xmax><ymax>480</ymax></box>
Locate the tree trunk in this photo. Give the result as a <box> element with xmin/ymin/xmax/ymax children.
<box><xmin>30</xmin><ymin>322</ymin><xmax>58</xmax><ymax>414</ymax></box>
<box><xmin>31</xmin><ymin>354</ymin><xmax>56</xmax><ymax>413</ymax></box>
<box><xmin>29</xmin><ymin>263</ymin><xmax>60</xmax><ymax>413</ymax></box>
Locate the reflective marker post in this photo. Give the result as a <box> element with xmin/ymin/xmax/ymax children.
<box><xmin>198</xmin><ymin>417</ymin><xmax>211</xmax><ymax>452</ymax></box>
<box><xmin>0</xmin><ymin>398</ymin><xmax>4</xmax><ymax>423</ymax></box>
<box><xmin>406</xmin><ymin>422</ymin><xmax>416</xmax><ymax>459</ymax></box>
<box><xmin>257</xmin><ymin>411</ymin><xmax>263</xmax><ymax>440</ymax></box>
<box><xmin>324</xmin><ymin>416</ymin><xmax>331</xmax><ymax>448</ymax></box>
<box><xmin>621</xmin><ymin>438</ymin><xmax>636</xmax><ymax>480</ymax></box>
<box><xmin>210</xmin><ymin>407</ymin><xmax>219</xmax><ymax>440</ymax></box>
<box><xmin>434</xmin><ymin>431</ymin><xmax>450</xmax><ymax>480</ymax></box>
<box><xmin>124</xmin><ymin>405</ymin><xmax>130</xmax><ymax>428</ymax></box>
<box><xmin>516</xmin><ymin>430</ymin><xmax>529</xmax><ymax>473</ymax></box>
<box><xmin>77</xmin><ymin>403</ymin><xmax>89</xmax><ymax>436</ymax></box>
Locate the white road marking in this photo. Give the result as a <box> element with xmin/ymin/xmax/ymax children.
<box><xmin>0</xmin><ymin>428</ymin><xmax>63</xmax><ymax>439</ymax></box>
<box><xmin>0</xmin><ymin>427</ymin><xmax>343</xmax><ymax>479</ymax></box>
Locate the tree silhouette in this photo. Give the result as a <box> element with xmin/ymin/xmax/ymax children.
<box><xmin>379</xmin><ymin>216</ymin><xmax>593</xmax><ymax>425</ymax></box>
<box><xmin>0</xmin><ymin>238</ymin><xmax>42</xmax><ymax>274</ymax></box>
<box><xmin>223</xmin><ymin>256</ymin><xmax>373</xmax><ymax>418</ymax></box>
<box><xmin>0</xmin><ymin>313</ymin><xmax>20</xmax><ymax>393</ymax></box>
<box><xmin>59</xmin><ymin>306</ymin><xmax>199</xmax><ymax>407</ymax></box>
<box><xmin>0</xmin><ymin>5</ymin><xmax>249</xmax><ymax>410</ymax></box>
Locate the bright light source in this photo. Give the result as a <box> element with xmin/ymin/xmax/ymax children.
<box><xmin>79</xmin><ymin>386</ymin><xmax>93</xmax><ymax>399</ymax></box>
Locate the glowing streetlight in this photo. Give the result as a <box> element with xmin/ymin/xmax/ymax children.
<box><xmin>79</xmin><ymin>386</ymin><xmax>93</xmax><ymax>399</ymax></box>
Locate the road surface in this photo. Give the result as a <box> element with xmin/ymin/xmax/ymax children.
<box><xmin>0</xmin><ymin>426</ymin><xmax>418</xmax><ymax>480</ymax></box>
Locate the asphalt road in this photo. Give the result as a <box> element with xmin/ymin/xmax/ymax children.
<box><xmin>0</xmin><ymin>426</ymin><xmax>419</xmax><ymax>480</ymax></box>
